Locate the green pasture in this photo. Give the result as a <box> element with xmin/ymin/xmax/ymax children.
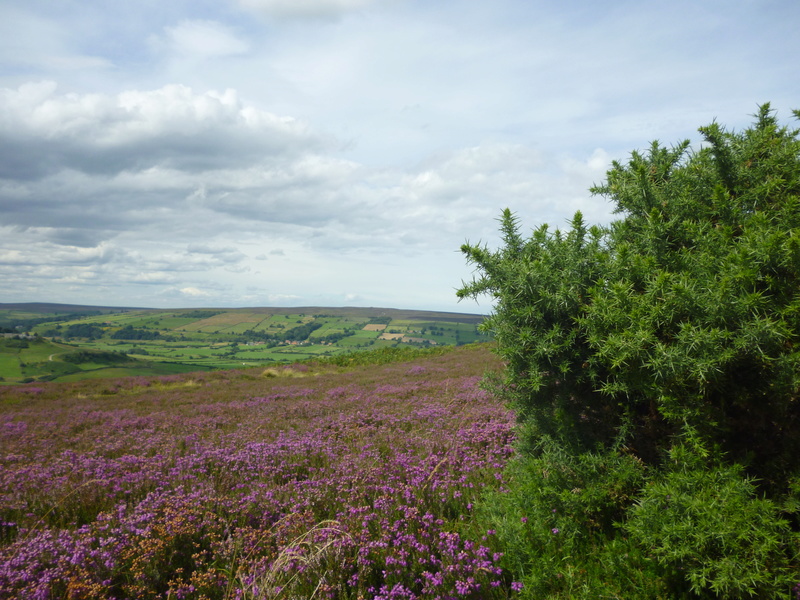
<box><xmin>152</xmin><ymin>316</ymin><xmax>199</xmax><ymax>329</ymax></box>
<box><xmin>61</xmin><ymin>314</ymin><xmax>110</xmax><ymax>325</ymax></box>
<box><xmin>53</xmin><ymin>361</ymin><xmax>208</xmax><ymax>383</ymax></box>
<box><xmin>79</xmin><ymin>340</ymin><xmax>134</xmax><ymax>352</ymax></box>
<box><xmin>20</xmin><ymin>341</ymin><xmax>56</xmax><ymax>362</ymax></box>
<box><xmin>354</xmin><ymin>329</ymin><xmax>381</xmax><ymax>339</ymax></box>
<box><xmin>386</xmin><ymin>319</ymin><xmax>417</xmax><ymax>328</ymax></box>
<box><xmin>232</xmin><ymin>344</ymin><xmax>283</xmax><ymax>356</ymax></box>
<box><xmin>215</xmin><ymin>322</ymin><xmax>259</xmax><ymax>334</ymax></box>
<box><xmin>251</xmin><ymin>316</ymin><xmax>283</xmax><ymax>332</ymax></box>
<box><xmin>174</xmin><ymin>316</ymin><xmax>227</xmax><ymax>332</ymax></box>
<box><xmin>75</xmin><ymin>311</ymin><xmax>155</xmax><ymax>326</ymax></box>
<box><xmin>309</xmin><ymin>318</ymin><xmax>367</xmax><ymax>340</ymax></box>
<box><xmin>0</xmin><ymin>305</ymin><xmax>488</xmax><ymax>383</ymax></box>
<box><xmin>0</xmin><ymin>309</ymin><xmax>47</xmax><ymax>323</ymax></box>
<box><xmin>336</xmin><ymin>338</ymin><xmax>371</xmax><ymax>348</ymax></box>
<box><xmin>0</xmin><ymin>355</ymin><xmax>22</xmax><ymax>380</ymax></box>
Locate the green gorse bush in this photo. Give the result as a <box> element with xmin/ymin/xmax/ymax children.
<box><xmin>460</xmin><ymin>104</ymin><xmax>800</xmax><ymax>598</ymax></box>
<box><xmin>625</xmin><ymin>432</ymin><xmax>793</xmax><ymax>598</ymax></box>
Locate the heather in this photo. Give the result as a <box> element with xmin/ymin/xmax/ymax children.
<box><xmin>0</xmin><ymin>344</ymin><xmax>520</xmax><ymax>599</ymax></box>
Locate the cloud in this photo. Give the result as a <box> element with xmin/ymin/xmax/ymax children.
<box><xmin>2</xmin><ymin>0</ymin><xmax>796</xmax><ymax>313</ymax></box>
<box><xmin>0</xmin><ymin>82</ymin><xmax>342</xmax><ymax>251</ymax></box>
<box><xmin>0</xmin><ymin>6</ymin><xmax>114</xmax><ymax>74</ymax></box>
<box><xmin>186</xmin><ymin>244</ymin><xmax>246</xmax><ymax>264</ymax></box>
<box><xmin>0</xmin><ymin>82</ymin><xmax>323</xmax><ymax>180</ymax></box>
<box><xmin>0</xmin><ymin>81</ymin><xmax>612</xmax><ymax>275</ymax></box>
<box><xmin>0</xmin><ymin>82</ymin><xmax>613</xmax><ymax>312</ymax></box>
<box><xmin>180</xmin><ymin>286</ymin><xmax>211</xmax><ymax>297</ymax></box>
<box><xmin>159</xmin><ymin>20</ymin><xmax>250</xmax><ymax>59</ymax></box>
<box><xmin>266</xmin><ymin>293</ymin><xmax>302</xmax><ymax>303</ymax></box>
<box><xmin>319</xmin><ymin>143</ymin><xmax>613</xmax><ymax>253</ymax></box>
<box><xmin>129</xmin><ymin>272</ymin><xmax>178</xmax><ymax>285</ymax></box>
<box><xmin>237</xmin><ymin>0</ymin><xmax>380</xmax><ymax>20</ymax></box>
<box><xmin>0</xmin><ymin>234</ymin><xmax>120</xmax><ymax>267</ymax></box>
<box><xmin>0</xmin><ymin>249</ymin><xmax>28</xmax><ymax>265</ymax></box>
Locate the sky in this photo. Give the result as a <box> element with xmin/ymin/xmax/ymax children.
<box><xmin>1</xmin><ymin>0</ymin><xmax>799</xmax><ymax>313</ymax></box>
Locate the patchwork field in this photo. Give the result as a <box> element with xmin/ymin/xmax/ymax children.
<box><xmin>0</xmin><ymin>304</ymin><xmax>490</xmax><ymax>384</ymax></box>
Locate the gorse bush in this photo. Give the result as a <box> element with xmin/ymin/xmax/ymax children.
<box><xmin>461</xmin><ymin>104</ymin><xmax>800</xmax><ymax>597</ymax></box>
<box><xmin>473</xmin><ymin>441</ymin><xmax>664</xmax><ymax>599</ymax></box>
<box><xmin>624</xmin><ymin>431</ymin><xmax>794</xmax><ymax>599</ymax></box>
<box><xmin>460</xmin><ymin>103</ymin><xmax>800</xmax><ymax>473</ymax></box>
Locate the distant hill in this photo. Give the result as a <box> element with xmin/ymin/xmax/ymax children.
<box><xmin>0</xmin><ymin>303</ymin><xmax>486</xmax><ymax>322</ymax></box>
<box><xmin>233</xmin><ymin>306</ymin><xmax>487</xmax><ymax>324</ymax></box>
<box><xmin>0</xmin><ymin>302</ymin><xmax>142</xmax><ymax>314</ymax></box>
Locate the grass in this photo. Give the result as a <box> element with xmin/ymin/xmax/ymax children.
<box><xmin>53</xmin><ymin>362</ymin><xmax>206</xmax><ymax>382</ymax></box>
<box><xmin>2</xmin><ymin>306</ymin><xmax>488</xmax><ymax>384</ymax></box>
<box><xmin>0</xmin><ymin>355</ymin><xmax>22</xmax><ymax>380</ymax></box>
<box><xmin>0</xmin><ymin>338</ymin><xmax>214</xmax><ymax>385</ymax></box>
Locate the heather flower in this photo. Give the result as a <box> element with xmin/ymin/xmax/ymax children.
<box><xmin>0</xmin><ymin>345</ymin><xmax>516</xmax><ymax>599</ymax></box>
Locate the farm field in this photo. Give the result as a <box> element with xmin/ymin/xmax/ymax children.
<box><xmin>0</xmin><ymin>337</ymin><xmax>211</xmax><ymax>385</ymax></box>
<box><xmin>0</xmin><ymin>344</ymin><xmax>520</xmax><ymax>599</ymax></box>
<box><xmin>0</xmin><ymin>304</ymin><xmax>490</xmax><ymax>384</ymax></box>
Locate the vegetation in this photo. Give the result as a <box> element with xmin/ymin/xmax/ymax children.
<box><xmin>5</xmin><ymin>106</ymin><xmax>799</xmax><ymax>598</ymax></box>
<box><xmin>459</xmin><ymin>105</ymin><xmax>800</xmax><ymax>598</ymax></box>
<box><xmin>110</xmin><ymin>325</ymin><xmax>162</xmax><ymax>340</ymax></box>
<box><xmin>0</xmin><ymin>308</ymin><xmax>106</xmax><ymax>332</ymax></box>
<box><xmin>0</xmin><ymin>336</ymin><xmax>208</xmax><ymax>384</ymax></box>
<box><xmin>0</xmin><ymin>344</ymin><xmax>520</xmax><ymax>599</ymax></box>
<box><xmin>0</xmin><ymin>307</ymin><xmax>490</xmax><ymax>384</ymax></box>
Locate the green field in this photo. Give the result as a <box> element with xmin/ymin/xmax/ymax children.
<box><xmin>0</xmin><ymin>336</ymin><xmax>213</xmax><ymax>385</ymax></box>
<box><xmin>0</xmin><ymin>304</ymin><xmax>490</xmax><ymax>384</ymax></box>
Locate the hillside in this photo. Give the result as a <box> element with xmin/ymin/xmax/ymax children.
<box><xmin>0</xmin><ymin>344</ymin><xmax>518</xmax><ymax>599</ymax></box>
<box><xmin>0</xmin><ymin>304</ymin><xmax>490</xmax><ymax>384</ymax></box>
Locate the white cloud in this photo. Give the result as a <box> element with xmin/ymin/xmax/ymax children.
<box><xmin>186</xmin><ymin>244</ymin><xmax>247</xmax><ymax>264</ymax></box>
<box><xmin>161</xmin><ymin>20</ymin><xmax>249</xmax><ymax>59</ymax></box>
<box><xmin>0</xmin><ymin>90</ymin><xmax>625</xmax><ymax>311</ymax></box>
<box><xmin>0</xmin><ymin>82</ymin><xmax>344</xmax><ymax>253</ymax></box>
<box><xmin>237</xmin><ymin>0</ymin><xmax>379</xmax><ymax>20</ymax></box>
<box><xmin>129</xmin><ymin>272</ymin><xmax>178</xmax><ymax>284</ymax></box>
<box><xmin>0</xmin><ymin>82</ymin><xmax>323</xmax><ymax>180</ymax></box>
<box><xmin>0</xmin><ymin>250</ymin><xmax>27</xmax><ymax>265</ymax></box>
<box><xmin>180</xmin><ymin>286</ymin><xmax>211</xmax><ymax>297</ymax></box>
<box><xmin>1</xmin><ymin>1</ymin><xmax>798</xmax><ymax>311</ymax></box>
<box><xmin>267</xmin><ymin>293</ymin><xmax>302</xmax><ymax>303</ymax></box>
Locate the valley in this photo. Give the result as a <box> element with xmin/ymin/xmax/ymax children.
<box><xmin>0</xmin><ymin>303</ymin><xmax>490</xmax><ymax>384</ymax></box>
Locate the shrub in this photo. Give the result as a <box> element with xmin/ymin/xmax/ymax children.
<box><xmin>474</xmin><ymin>440</ymin><xmax>670</xmax><ymax>599</ymax></box>
<box><xmin>459</xmin><ymin>104</ymin><xmax>800</xmax><ymax>479</ymax></box>
<box><xmin>624</xmin><ymin>433</ymin><xmax>795</xmax><ymax>598</ymax></box>
<box><xmin>460</xmin><ymin>104</ymin><xmax>800</xmax><ymax>597</ymax></box>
